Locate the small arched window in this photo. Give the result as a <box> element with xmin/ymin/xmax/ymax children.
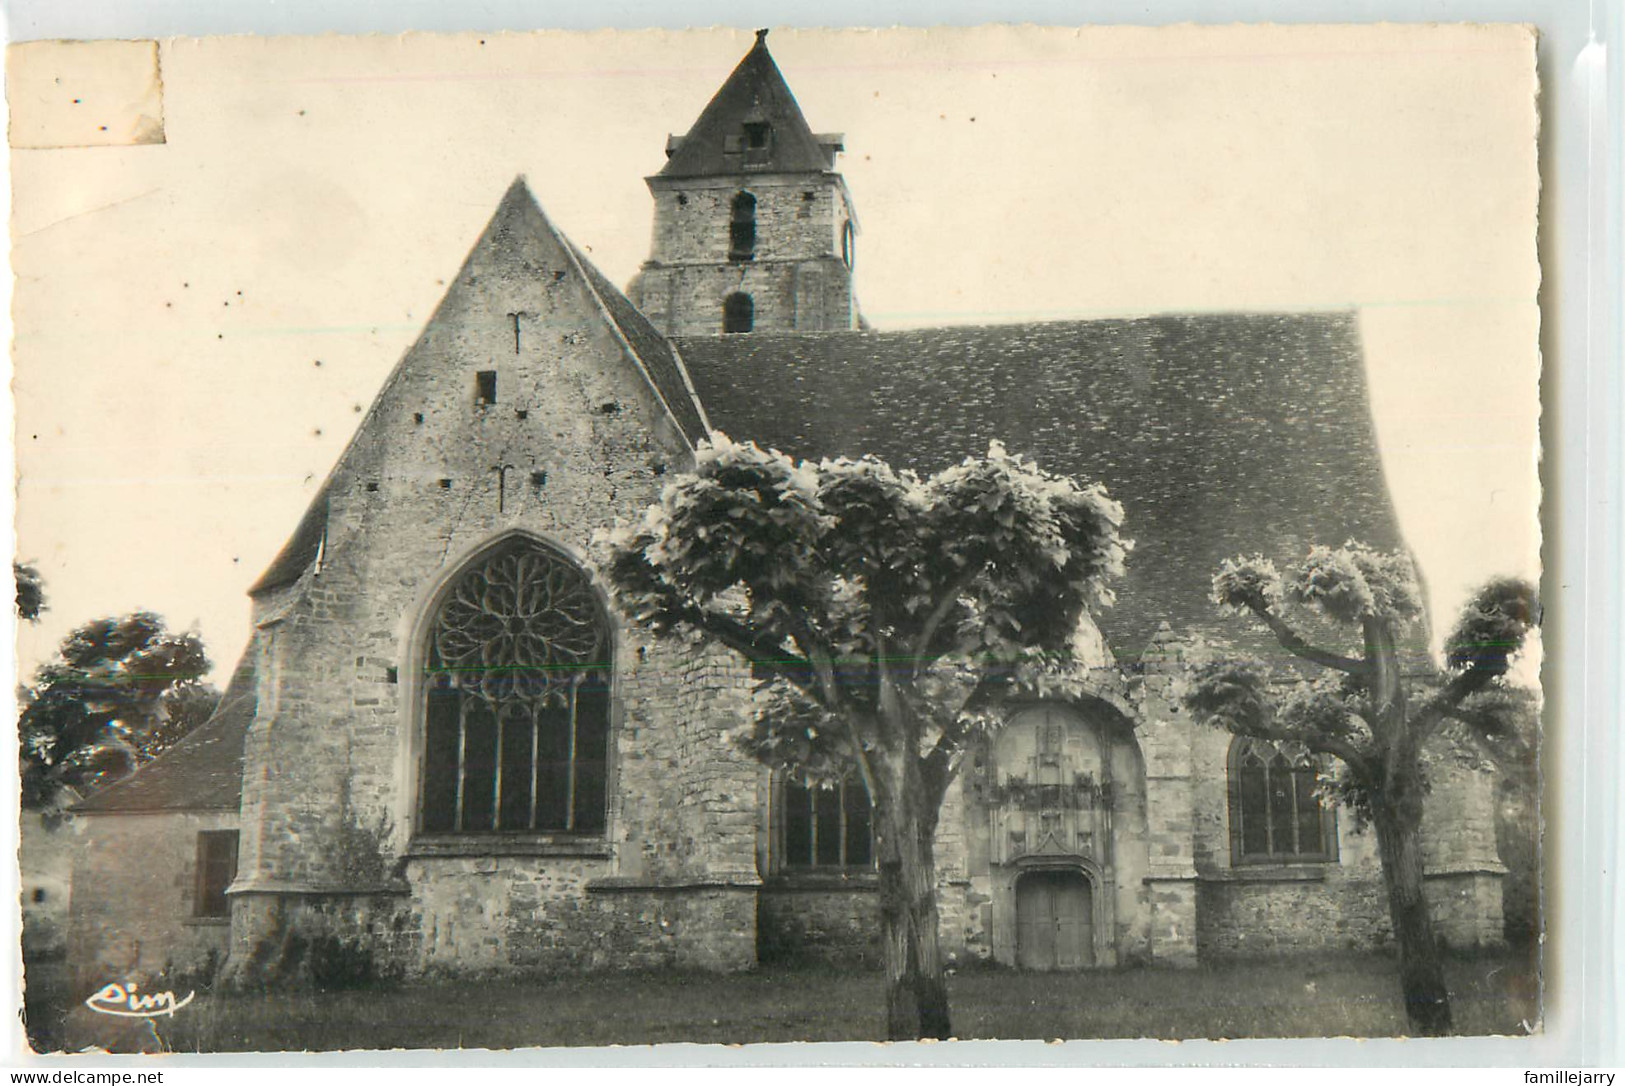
<box><xmin>777</xmin><ymin>774</ymin><xmax>874</xmax><ymax>871</ymax></box>
<box><xmin>723</xmin><ymin>292</ymin><xmax>754</xmax><ymax>334</ymax></box>
<box><xmin>1228</xmin><ymin>737</ymin><xmax>1337</xmax><ymax>865</ymax></box>
<box><xmin>841</xmin><ymin>220</ymin><xmax>855</xmax><ymax>270</ymax></box>
<box><xmin>729</xmin><ymin>191</ymin><xmax>757</xmax><ymax>263</ymax></box>
<box><xmin>419</xmin><ymin>538</ymin><xmax>612</xmax><ymax>836</ymax></box>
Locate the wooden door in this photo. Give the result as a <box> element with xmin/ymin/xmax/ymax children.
<box><xmin>1015</xmin><ymin>870</ymin><xmax>1094</xmax><ymax>970</ymax></box>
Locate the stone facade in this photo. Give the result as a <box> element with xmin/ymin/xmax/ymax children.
<box><xmin>216</xmin><ymin>183</ymin><xmax>763</xmax><ymax>982</ymax></box>
<box><xmin>63</xmin><ymin>34</ymin><xmax>1511</xmax><ymax>997</ymax></box>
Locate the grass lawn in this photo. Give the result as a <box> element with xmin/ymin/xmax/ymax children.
<box><xmin>28</xmin><ymin>946</ymin><xmax>1539</xmax><ymax>1053</ymax></box>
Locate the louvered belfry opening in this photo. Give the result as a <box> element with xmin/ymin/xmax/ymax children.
<box><xmin>420</xmin><ymin>538</ymin><xmax>611</xmax><ymax>835</ymax></box>
<box><xmin>729</xmin><ymin>190</ymin><xmax>757</xmax><ymax>261</ymax></box>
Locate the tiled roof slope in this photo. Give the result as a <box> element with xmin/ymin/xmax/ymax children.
<box><xmin>73</xmin><ymin>640</ymin><xmax>258</xmax><ymax>813</ymax></box>
<box><xmin>676</xmin><ymin>314</ymin><xmax>1415</xmax><ymax>663</ymax></box>
<box><xmin>248</xmin><ymin>178</ymin><xmax>707</xmax><ymax>597</ymax></box>
<box><xmin>658</xmin><ymin>31</ymin><xmax>836</xmax><ymax>178</ymax></box>
<box><xmin>247</xmin><ymin>479</ymin><xmax>331</xmax><ymax>597</ymax></box>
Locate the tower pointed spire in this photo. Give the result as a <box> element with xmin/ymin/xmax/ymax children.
<box><xmin>658</xmin><ymin>31</ymin><xmax>839</xmax><ymax>178</ymax></box>
<box><xmin>632</xmin><ymin>33</ymin><xmax>861</xmax><ymax>335</ymax></box>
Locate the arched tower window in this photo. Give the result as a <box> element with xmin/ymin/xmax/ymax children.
<box><xmin>1227</xmin><ymin>737</ymin><xmax>1337</xmax><ymax>865</ymax></box>
<box><xmin>729</xmin><ymin>191</ymin><xmax>757</xmax><ymax>262</ymax></box>
<box><xmin>723</xmin><ymin>292</ymin><xmax>754</xmax><ymax>334</ymax></box>
<box><xmin>419</xmin><ymin>538</ymin><xmax>612</xmax><ymax>836</ymax></box>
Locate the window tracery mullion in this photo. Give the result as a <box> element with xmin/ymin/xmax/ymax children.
<box><xmin>493</xmin><ymin>708</ymin><xmax>506</xmax><ymax>830</ymax></box>
<box><xmin>455</xmin><ymin>699</ymin><xmax>470</xmax><ymax>833</ymax></box>
<box><xmin>565</xmin><ymin>681</ymin><xmax>579</xmax><ymax>832</ymax></box>
<box><xmin>529</xmin><ymin>702</ymin><xmax>541</xmax><ymax>831</ymax></box>
<box><xmin>837</xmin><ymin>780</ymin><xmax>849</xmax><ymax>867</ymax></box>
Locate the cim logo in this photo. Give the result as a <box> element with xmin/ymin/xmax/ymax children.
<box><xmin>83</xmin><ymin>982</ymin><xmax>195</xmax><ymax>1019</ymax></box>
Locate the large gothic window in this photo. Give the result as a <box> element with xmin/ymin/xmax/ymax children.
<box><xmin>1227</xmin><ymin>737</ymin><xmax>1337</xmax><ymax>864</ymax></box>
<box><xmin>419</xmin><ymin>538</ymin><xmax>612</xmax><ymax>836</ymax></box>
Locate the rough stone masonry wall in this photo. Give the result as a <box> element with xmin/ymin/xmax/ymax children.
<box><xmin>228</xmin><ymin>191</ymin><xmax>759</xmax><ymax>981</ymax></box>
<box><xmin>68</xmin><ymin>812</ymin><xmax>238</xmax><ymax>994</ymax></box>
<box><xmin>1416</xmin><ymin>753</ymin><xmax>1506</xmax><ymax>948</ymax></box>
<box><xmin>648</xmin><ymin>177</ymin><xmax>846</xmax><ymax>265</ymax></box>
<box><xmin>672</xmin><ymin>642</ymin><xmax>763</xmax><ymax>885</ymax></box>
<box><xmin>758</xmin><ymin>882</ymin><xmax>881</xmax><ymax>966</ymax></box>
<box><xmin>1138</xmin><ymin>671</ymin><xmax>1202</xmax><ymax>966</ymax></box>
<box><xmin>636</xmin><ymin>259</ymin><xmax>854</xmax><ymax>336</ymax></box>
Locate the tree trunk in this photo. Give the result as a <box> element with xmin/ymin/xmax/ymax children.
<box><xmin>1372</xmin><ymin>799</ymin><xmax>1454</xmax><ymax>1036</ymax></box>
<box><xmin>874</xmin><ymin>765</ymin><xmax>952</xmax><ymax>1041</ymax></box>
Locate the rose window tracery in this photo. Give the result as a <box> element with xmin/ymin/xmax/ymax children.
<box><xmin>431</xmin><ymin>545</ymin><xmax>605</xmax><ymax>702</ymax></box>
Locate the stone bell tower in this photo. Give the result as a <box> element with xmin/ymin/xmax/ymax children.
<box><xmin>628</xmin><ymin>30</ymin><xmax>861</xmax><ymax>335</ymax></box>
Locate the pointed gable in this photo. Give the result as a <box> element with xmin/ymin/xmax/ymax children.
<box><xmin>248</xmin><ymin>177</ymin><xmax>707</xmax><ymax>597</ymax></box>
<box><xmin>659</xmin><ymin>30</ymin><xmax>836</xmax><ymax>178</ymax></box>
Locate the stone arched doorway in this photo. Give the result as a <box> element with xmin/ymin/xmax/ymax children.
<box><xmin>1015</xmin><ymin>867</ymin><xmax>1095</xmax><ymax>970</ymax></box>
<box><xmin>978</xmin><ymin>701</ymin><xmax>1148</xmax><ymax>969</ymax></box>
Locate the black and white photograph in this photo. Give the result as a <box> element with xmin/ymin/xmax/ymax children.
<box><xmin>7</xmin><ymin>20</ymin><xmax>1551</xmax><ymax>1056</ymax></box>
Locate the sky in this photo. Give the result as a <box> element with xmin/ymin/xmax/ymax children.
<box><xmin>8</xmin><ymin>25</ymin><xmax>1542</xmax><ymax>685</ymax></box>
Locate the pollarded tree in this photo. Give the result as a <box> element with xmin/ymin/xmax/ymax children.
<box><xmin>601</xmin><ymin>434</ymin><xmax>1127</xmax><ymax>1040</ymax></box>
<box><xmin>1180</xmin><ymin>543</ymin><xmax>1538</xmax><ymax>1036</ymax></box>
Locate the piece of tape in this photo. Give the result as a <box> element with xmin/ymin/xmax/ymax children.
<box><xmin>8</xmin><ymin>39</ymin><xmax>166</xmax><ymax>149</ymax></box>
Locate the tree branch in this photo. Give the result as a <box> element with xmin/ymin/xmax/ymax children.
<box><xmin>677</xmin><ymin>602</ymin><xmax>810</xmax><ymax>677</ymax></box>
<box><xmin>780</xmin><ymin>608</ymin><xmax>852</xmax><ymax>718</ymax></box>
<box><xmin>919</xmin><ymin>671</ymin><xmax>1009</xmax><ymax>804</ymax></box>
<box><xmin>910</xmin><ymin>570</ymin><xmax>979</xmax><ymax>680</ymax></box>
<box><xmin>1248</xmin><ymin>603</ymin><xmax>1367</xmax><ymax>675</ymax></box>
<box><xmin>1412</xmin><ymin>666</ymin><xmax>1497</xmax><ymax>745</ymax></box>
<box><xmin>1221</xmin><ymin>711</ymin><xmax>1372</xmax><ymax>779</ymax></box>
<box><xmin>1300</xmin><ymin>733</ymin><xmax>1375</xmax><ymax>780</ymax></box>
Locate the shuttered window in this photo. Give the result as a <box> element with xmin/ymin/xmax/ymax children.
<box><xmin>195</xmin><ymin>831</ymin><xmax>238</xmax><ymax>918</ymax></box>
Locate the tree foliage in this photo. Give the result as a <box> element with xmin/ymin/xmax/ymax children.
<box><xmin>1182</xmin><ymin>542</ymin><xmax>1539</xmax><ymax>1035</ymax></box>
<box><xmin>603</xmin><ymin>435</ymin><xmax>1129</xmax><ymax>779</ymax></box>
<box><xmin>602</xmin><ymin>433</ymin><xmax>1128</xmax><ymax>1038</ymax></box>
<box><xmin>20</xmin><ymin>612</ymin><xmax>218</xmax><ymax>811</ymax></box>
<box><xmin>15</xmin><ymin>562</ymin><xmax>46</xmax><ymax>622</ymax></box>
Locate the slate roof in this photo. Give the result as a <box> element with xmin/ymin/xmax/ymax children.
<box><xmin>675</xmin><ymin>314</ymin><xmax>1416</xmax><ymax>663</ymax></box>
<box><xmin>248</xmin><ymin>179</ymin><xmax>708</xmax><ymax>597</ymax></box>
<box><xmin>658</xmin><ymin>30</ymin><xmax>838</xmax><ymax>179</ymax></box>
<box><xmin>73</xmin><ymin>641</ymin><xmax>258</xmax><ymax>813</ymax></box>
<box><xmin>566</xmin><ymin>237</ymin><xmax>710</xmax><ymax>437</ymax></box>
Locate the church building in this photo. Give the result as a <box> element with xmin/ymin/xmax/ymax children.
<box><xmin>66</xmin><ymin>32</ymin><xmax>1507</xmax><ymax>990</ymax></box>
